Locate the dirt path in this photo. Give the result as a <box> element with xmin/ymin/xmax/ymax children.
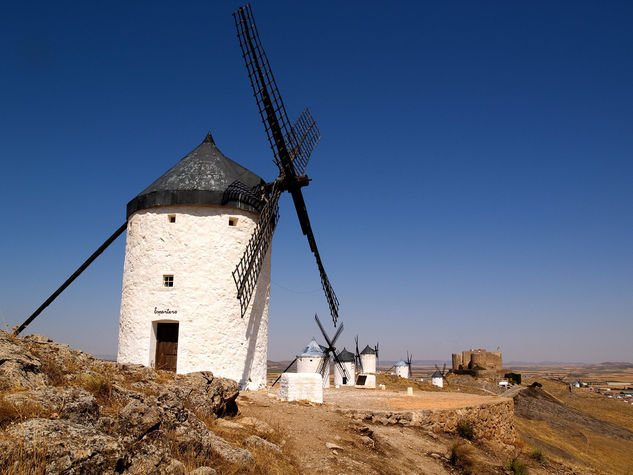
<box><xmin>238</xmin><ymin>390</ymin><xmax>452</xmax><ymax>474</ymax></box>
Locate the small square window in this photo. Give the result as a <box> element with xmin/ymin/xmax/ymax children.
<box><xmin>168</xmin><ymin>215</ymin><xmax>176</xmax><ymax>223</ymax></box>
<box><xmin>163</xmin><ymin>275</ymin><xmax>174</xmax><ymax>287</ymax></box>
<box><xmin>229</xmin><ymin>217</ymin><xmax>238</xmax><ymax>227</ymax></box>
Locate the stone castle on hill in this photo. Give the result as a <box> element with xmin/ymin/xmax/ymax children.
<box><xmin>452</xmin><ymin>348</ymin><xmax>503</xmax><ymax>374</ymax></box>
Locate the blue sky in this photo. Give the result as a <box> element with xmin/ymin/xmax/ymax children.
<box><xmin>1</xmin><ymin>1</ymin><xmax>631</xmax><ymax>363</ymax></box>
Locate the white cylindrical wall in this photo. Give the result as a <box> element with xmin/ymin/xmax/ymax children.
<box><xmin>117</xmin><ymin>205</ymin><xmax>270</xmax><ymax>390</ymax></box>
<box><xmin>395</xmin><ymin>365</ymin><xmax>409</xmax><ymax>378</ymax></box>
<box><xmin>432</xmin><ymin>377</ymin><xmax>444</xmax><ymax>388</ymax></box>
<box><xmin>296</xmin><ymin>356</ymin><xmax>329</xmax><ymax>388</ymax></box>
<box><xmin>333</xmin><ymin>361</ymin><xmax>355</xmax><ymax>386</ymax></box>
<box><xmin>360</xmin><ymin>354</ymin><xmax>376</xmax><ymax>374</ymax></box>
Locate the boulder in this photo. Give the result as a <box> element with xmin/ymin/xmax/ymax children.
<box><xmin>0</xmin><ymin>332</ymin><xmax>45</xmax><ymax>390</ymax></box>
<box><xmin>239</xmin><ymin>416</ymin><xmax>274</xmax><ymax>436</ymax></box>
<box><xmin>204</xmin><ymin>431</ymin><xmax>254</xmax><ymax>466</ymax></box>
<box><xmin>166</xmin><ymin>372</ymin><xmax>239</xmax><ymax>418</ymax></box>
<box><xmin>0</xmin><ymin>418</ymin><xmax>123</xmax><ymax>474</ymax></box>
<box><xmin>244</xmin><ymin>435</ymin><xmax>282</xmax><ymax>454</ymax></box>
<box><xmin>5</xmin><ymin>386</ymin><xmax>98</xmax><ymax>423</ymax></box>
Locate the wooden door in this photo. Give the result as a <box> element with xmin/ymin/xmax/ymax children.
<box><xmin>155</xmin><ymin>323</ymin><xmax>179</xmax><ymax>371</ymax></box>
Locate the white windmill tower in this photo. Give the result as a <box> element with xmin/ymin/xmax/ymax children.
<box><xmin>296</xmin><ymin>338</ymin><xmax>329</xmax><ymax>388</ymax></box>
<box><xmin>117</xmin><ymin>5</ymin><xmax>341</xmax><ymax>391</ymax></box>
<box><xmin>359</xmin><ymin>345</ymin><xmax>377</xmax><ymax>374</ymax></box>
<box><xmin>432</xmin><ymin>364</ymin><xmax>449</xmax><ymax>388</ymax></box>
<box><xmin>334</xmin><ymin>348</ymin><xmax>356</xmax><ymax>387</ymax></box>
<box><xmin>117</xmin><ymin>134</ymin><xmax>271</xmax><ymax>389</ymax></box>
<box><xmin>394</xmin><ymin>359</ymin><xmax>409</xmax><ymax>378</ymax></box>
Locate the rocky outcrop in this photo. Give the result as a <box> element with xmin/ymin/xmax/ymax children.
<box><xmin>0</xmin><ymin>331</ymin><xmax>249</xmax><ymax>473</ymax></box>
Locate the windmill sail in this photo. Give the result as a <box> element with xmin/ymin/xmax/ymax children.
<box><xmin>232</xmin><ymin>184</ymin><xmax>281</xmax><ymax>316</ymax></box>
<box><xmin>233</xmin><ymin>4</ymin><xmax>339</xmax><ymax>325</ymax></box>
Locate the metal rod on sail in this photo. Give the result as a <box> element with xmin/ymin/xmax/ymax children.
<box><xmin>271</xmin><ymin>357</ymin><xmax>298</xmax><ymax>387</ymax></box>
<box><xmin>14</xmin><ymin>222</ymin><xmax>127</xmax><ymax>336</ymax></box>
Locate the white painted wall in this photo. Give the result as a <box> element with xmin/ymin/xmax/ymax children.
<box><xmin>277</xmin><ymin>373</ymin><xmax>323</xmax><ymax>404</ymax></box>
<box><xmin>333</xmin><ymin>361</ymin><xmax>355</xmax><ymax>386</ymax></box>
<box><xmin>356</xmin><ymin>373</ymin><xmax>376</xmax><ymax>388</ymax></box>
<box><xmin>395</xmin><ymin>365</ymin><xmax>409</xmax><ymax>379</ymax></box>
<box><xmin>117</xmin><ymin>204</ymin><xmax>270</xmax><ymax>390</ymax></box>
<box><xmin>432</xmin><ymin>377</ymin><xmax>444</xmax><ymax>388</ymax></box>
<box><xmin>296</xmin><ymin>356</ymin><xmax>330</xmax><ymax>388</ymax></box>
<box><xmin>360</xmin><ymin>354</ymin><xmax>376</xmax><ymax>374</ymax></box>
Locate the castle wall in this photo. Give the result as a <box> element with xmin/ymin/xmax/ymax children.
<box><xmin>487</xmin><ymin>351</ymin><xmax>502</xmax><ymax>369</ymax></box>
<box><xmin>117</xmin><ymin>205</ymin><xmax>270</xmax><ymax>390</ymax></box>
<box><xmin>471</xmin><ymin>351</ymin><xmax>486</xmax><ymax>368</ymax></box>
<box><xmin>462</xmin><ymin>350</ymin><xmax>472</xmax><ymax>368</ymax></box>
<box><xmin>452</xmin><ymin>353</ymin><xmax>462</xmax><ymax>370</ymax></box>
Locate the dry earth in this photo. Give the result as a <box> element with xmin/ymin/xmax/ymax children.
<box><xmin>2</xmin><ymin>332</ymin><xmax>630</xmax><ymax>474</ymax></box>
<box><xmin>233</xmin><ymin>387</ymin><xmax>575</xmax><ymax>475</ymax></box>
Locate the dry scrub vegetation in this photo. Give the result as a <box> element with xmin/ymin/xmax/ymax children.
<box><xmin>516</xmin><ymin>378</ymin><xmax>633</xmax><ymax>474</ymax></box>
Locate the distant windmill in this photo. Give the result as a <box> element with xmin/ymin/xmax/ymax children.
<box><xmin>273</xmin><ymin>314</ymin><xmax>348</xmax><ymax>388</ymax></box>
<box><xmin>406</xmin><ymin>352</ymin><xmax>414</xmax><ymax>379</ymax></box>
<box><xmin>394</xmin><ymin>356</ymin><xmax>409</xmax><ymax>379</ymax></box>
<box><xmin>359</xmin><ymin>344</ymin><xmax>377</xmax><ymax>374</ymax></box>
<box><xmin>432</xmin><ymin>364</ymin><xmax>449</xmax><ymax>388</ymax></box>
<box><xmin>314</xmin><ymin>314</ymin><xmax>349</xmax><ymax>388</ymax></box>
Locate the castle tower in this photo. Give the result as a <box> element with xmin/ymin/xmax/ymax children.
<box><xmin>117</xmin><ymin>134</ymin><xmax>270</xmax><ymax>390</ymax></box>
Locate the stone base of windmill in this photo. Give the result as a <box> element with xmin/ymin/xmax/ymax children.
<box><xmin>355</xmin><ymin>373</ymin><xmax>376</xmax><ymax>388</ymax></box>
<box><xmin>277</xmin><ymin>373</ymin><xmax>323</xmax><ymax>404</ymax></box>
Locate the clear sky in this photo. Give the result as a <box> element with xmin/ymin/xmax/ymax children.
<box><xmin>1</xmin><ymin>1</ymin><xmax>631</xmax><ymax>364</ymax></box>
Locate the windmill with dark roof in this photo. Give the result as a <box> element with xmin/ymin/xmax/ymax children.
<box><xmin>360</xmin><ymin>344</ymin><xmax>377</xmax><ymax>374</ymax></box>
<box><xmin>13</xmin><ymin>5</ymin><xmax>339</xmax><ymax>391</ymax></box>
<box><xmin>334</xmin><ymin>348</ymin><xmax>356</xmax><ymax>387</ymax></box>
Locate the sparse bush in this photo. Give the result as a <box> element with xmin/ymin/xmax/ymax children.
<box><xmin>529</xmin><ymin>381</ymin><xmax>542</xmax><ymax>388</ymax></box>
<box><xmin>80</xmin><ymin>373</ymin><xmax>112</xmax><ymax>402</ymax></box>
<box><xmin>508</xmin><ymin>457</ymin><xmax>528</xmax><ymax>475</ymax></box>
<box><xmin>530</xmin><ymin>448</ymin><xmax>545</xmax><ymax>462</ymax></box>
<box><xmin>0</xmin><ymin>396</ymin><xmax>20</xmax><ymax>428</ymax></box>
<box><xmin>449</xmin><ymin>442</ymin><xmax>477</xmax><ymax>474</ymax></box>
<box><xmin>456</xmin><ymin>418</ymin><xmax>474</xmax><ymax>440</ymax></box>
<box><xmin>38</xmin><ymin>354</ymin><xmax>66</xmax><ymax>386</ymax></box>
<box><xmin>0</xmin><ymin>395</ymin><xmax>51</xmax><ymax>428</ymax></box>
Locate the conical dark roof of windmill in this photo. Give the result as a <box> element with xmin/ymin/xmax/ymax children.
<box><xmin>337</xmin><ymin>348</ymin><xmax>355</xmax><ymax>362</ymax></box>
<box><xmin>360</xmin><ymin>345</ymin><xmax>376</xmax><ymax>355</ymax></box>
<box><xmin>127</xmin><ymin>133</ymin><xmax>264</xmax><ymax>218</ymax></box>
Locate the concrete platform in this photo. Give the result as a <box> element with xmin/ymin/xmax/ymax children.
<box><xmin>277</xmin><ymin>373</ymin><xmax>323</xmax><ymax>404</ymax></box>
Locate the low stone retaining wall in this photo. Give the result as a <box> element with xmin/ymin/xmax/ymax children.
<box><xmin>337</xmin><ymin>398</ymin><xmax>515</xmax><ymax>444</ymax></box>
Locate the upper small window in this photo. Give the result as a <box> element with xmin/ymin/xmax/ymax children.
<box><xmin>163</xmin><ymin>275</ymin><xmax>174</xmax><ymax>287</ymax></box>
<box><xmin>229</xmin><ymin>217</ymin><xmax>238</xmax><ymax>227</ymax></box>
<box><xmin>168</xmin><ymin>215</ymin><xmax>176</xmax><ymax>223</ymax></box>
